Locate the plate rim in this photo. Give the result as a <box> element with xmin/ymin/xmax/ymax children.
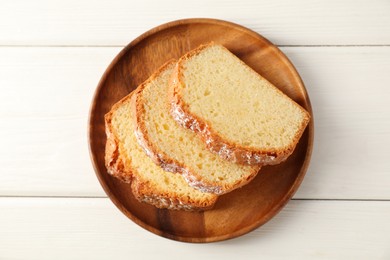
<box><xmin>88</xmin><ymin>18</ymin><xmax>314</xmax><ymax>243</ymax></box>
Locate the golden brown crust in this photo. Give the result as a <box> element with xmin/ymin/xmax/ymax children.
<box><xmin>132</xmin><ymin>61</ymin><xmax>260</xmax><ymax>194</ymax></box>
<box><xmin>170</xmin><ymin>42</ymin><xmax>310</xmax><ymax>165</ymax></box>
<box><xmin>104</xmin><ymin>92</ymin><xmax>216</xmax><ymax>210</ymax></box>
<box><xmin>131</xmin><ymin>178</ymin><xmax>216</xmax><ymax>211</ymax></box>
<box><xmin>104</xmin><ymin>101</ymin><xmax>132</xmax><ymax>183</ymax></box>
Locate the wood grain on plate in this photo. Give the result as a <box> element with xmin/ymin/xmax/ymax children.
<box><xmin>88</xmin><ymin>18</ymin><xmax>313</xmax><ymax>242</ymax></box>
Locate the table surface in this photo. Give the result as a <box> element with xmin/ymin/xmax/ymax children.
<box><xmin>1</xmin><ymin>1</ymin><xmax>389</xmax><ymax>259</ymax></box>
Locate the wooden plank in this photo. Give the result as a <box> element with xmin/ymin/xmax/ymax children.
<box><xmin>0</xmin><ymin>47</ymin><xmax>119</xmax><ymax>197</ymax></box>
<box><xmin>287</xmin><ymin>47</ymin><xmax>390</xmax><ymax>199</ymax></box>
<box><xmin>0</xmin><ymin>198</ymin><xmax>388</xmax><ymax>259</ymax></box>
<box><xmin>0</xmin><ymin>47</ymin><xmax>389</xmax><ymax>199</ymax></box>
<box><xmin>0</xmin><ymin>0</ymin><xmax>390</xmax><ymax>46</ymax></box>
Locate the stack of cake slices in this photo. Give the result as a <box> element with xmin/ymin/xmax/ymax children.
<box><xmin>104</xmin><ymin>43</ymin><xmax>310</xmax><ymax>211</ymax></box>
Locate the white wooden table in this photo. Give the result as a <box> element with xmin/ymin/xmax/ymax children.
<box><xmin>1</xmin><ymin>1</ymin><xmax>389</xmax><ymax>259</ymax></box>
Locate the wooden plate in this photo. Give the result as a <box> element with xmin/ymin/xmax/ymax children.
<box><xmin>89</xmin><ymin>18</ymin><xmax>313</xmax><ymax>243</ymax></box>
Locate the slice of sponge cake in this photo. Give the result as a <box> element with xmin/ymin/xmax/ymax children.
<box><xmin>170</xmin><ymin>43</ymin><xmax>310</xmax><ymax>165</ymax></box>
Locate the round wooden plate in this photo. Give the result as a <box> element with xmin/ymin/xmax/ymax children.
<box><xmin>89</xmin><ymin>18</ymin><xmax>313</xmax><ymax>243</ymax></box>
